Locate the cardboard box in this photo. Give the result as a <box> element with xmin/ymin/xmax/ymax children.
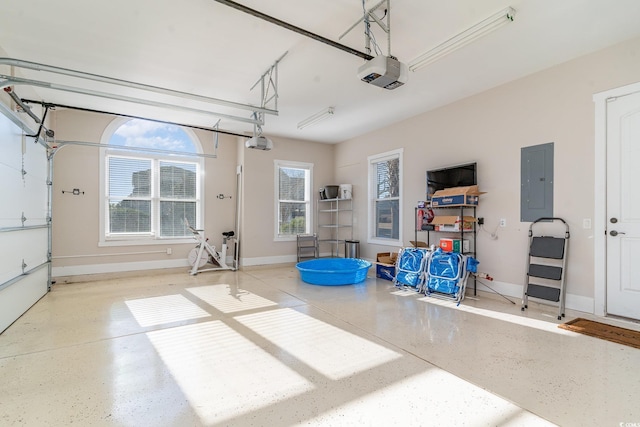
<box><xmin>377</xmin><ymin>252</ymin><xmax>398</xmax><ymax>265</ymax></box>
<box><xmin>431</xmin><ymin>185</ymin><xmax>485</xmax><ymax>207</ymax></box>
<box><xmin>409</xmin><ymin>240</ymin><xmax>429</xmax><ymax>248</ymax></box>
<box><xmin>439</xmin><ymin>238</ymin><xmax>470</xmax><ymax>253</ymax></box>
<box><xmin>431</xmin><ymin>215</ymin><xmax>476</xmax><ymax>232</ymax></box>
<box><xmin>376</xmin><ymin>252</ymin><xmax>398</xmax><ymax>281</ymax></box>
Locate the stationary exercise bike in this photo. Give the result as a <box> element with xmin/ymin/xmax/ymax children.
<box><xmin>185</xmin><ymin>220</ymin><xmax>236</xmax><ymax>275</ymax></box>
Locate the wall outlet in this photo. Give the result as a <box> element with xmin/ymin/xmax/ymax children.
<box><xmin>499</xmin><ymin>218</ymin><xmax>507</xmax><ymax>227</ymax></box>
<box><xmin>583</xmin><ymin>218</ymin><xmax>592</xmax><ymax>229</ymax></box>
<box><xmin>166</xmin><ymin>248</ymin><xmax>172</xmax><ymax>255</ymax></box>
<box><xmin>477</xmin><ymin>217</ymin><xmax>484</xmax><ymax>225</ymax></box>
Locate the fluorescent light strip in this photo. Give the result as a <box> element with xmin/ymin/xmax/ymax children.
<box><xmin>409</xmin><ymin>6</ymin><xmax>516</xmax><ymax>72</ymax></box>
<box><xmin>297</xmin><ymin>107</ymin><xmax>335</xmax><ymax>130</ymax></box>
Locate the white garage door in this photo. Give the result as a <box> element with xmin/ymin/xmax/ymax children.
<box><xmin>0</xmin><ymin>108</ymin><xmax>49</xmax><ymax>334</ymax></box>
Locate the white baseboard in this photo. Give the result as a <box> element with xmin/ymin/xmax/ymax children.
<box><xmin>240</xmin><ymin>253</ymin><xmax>366</xmax><ymax>267</ymax></box>
<box><xmin>52</xmin><ymin>258</ymin><xmax>189</xmax><ymax>277</ymax></box>
<box><xmin>241</xmin><ymin>254</ymin><xmax>297</xmax><ymax>267</ymax></box>
<box><xmin>475</xmin><ymin>280</ymin><xmax>594</xmax><ymax>314</ymax></box>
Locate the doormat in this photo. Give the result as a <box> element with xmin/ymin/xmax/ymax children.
<box><xmin>558</xmin><ymin>318</ymin><xmax>640</xmax><ymax>349</ymax></box>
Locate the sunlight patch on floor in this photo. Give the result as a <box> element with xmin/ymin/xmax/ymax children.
<box><xmin>124</xmin><ymin>294</ymin><xmax>210</xmax><ymax>327</ymax></box>
<box><xmin>147</xmin><ymin>320</ymin><xmax>314</xmax><ymax>424</ymax></box>
<box><xmin>300</xmin><ymin>368</ymin><xmax>554</xmax><ymax>426</ymax></box>
<box><xmin>417</xmin><ymin>296</ymin><xmax>573</xmax><ymax>334</ymax></box>
<box><xmin>235</xmin><ymin>308</ymin><xmax>402</xmax><ymax>380</ymax></box>
<box><xmin>187</xmin><ymin>284</ymin><xmax>278</xmax><ymax>313</ymax></box>
<box><xmin>390</xmin><ymin>288</ymin><xmax>420</xmax><ymax>296</ymax></box>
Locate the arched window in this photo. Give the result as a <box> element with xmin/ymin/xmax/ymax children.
<box><xmin>100</xmin><ymin>118</ymin><xmax>203</xmax><ymax>244</ymax></box>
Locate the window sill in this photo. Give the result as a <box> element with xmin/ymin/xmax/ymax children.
<box><xmin>99</xmin><ymin>237</ymin><xmax>196</xmax><ymax>247</ymax></box>
<box><xmin>274</xmin><ymin>235</ymin><xmax>299</xmax><ymax>242</ymax></box>
<box><xmin>367</xmin><ymin>237</ymin><xmax>403</xmax><ymax>247</ymax></box>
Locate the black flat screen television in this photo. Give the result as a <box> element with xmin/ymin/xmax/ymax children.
<box><xmin>426</xmin><ymin>162</ymin><xmax>477</xmax><ymax>200</ymax></box>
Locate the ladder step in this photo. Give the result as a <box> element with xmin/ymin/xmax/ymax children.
<box><xmin>526</xmin><ymin>284</ymin><xmax>561</xmax><ymax>302</ymax></box>
<box><xmin>530</xmin><ymin>236</ymin><xmax>565</xmax><ymax>259</ymax></box>
<box><xmin>528</xmin><ymin>264</ymin><xmax>562</xmax><ymax>280</ymax></box>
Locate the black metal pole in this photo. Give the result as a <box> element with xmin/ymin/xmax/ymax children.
<box><xmin>21</xmin><ymin>99</ymin><xmax>251</xmax><ymax>138</ymax></box>
<box><xmin>213</xmin><ymin>0</ymin><xmax>374</xmax><ymax>61</ymax></box>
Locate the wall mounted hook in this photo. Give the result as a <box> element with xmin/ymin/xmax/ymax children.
<box><xmin>62</xmin><ymin>188</ymin><xmax>84</xmax><ymax>195</ymax></box>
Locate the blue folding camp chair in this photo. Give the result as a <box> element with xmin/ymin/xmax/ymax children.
<box><xmin>393</xmin><ymin>247</ymin><xmax>431</xmax><ymax>290</ymax></box>
<box><xmin>424</xmin><ymin>248</ymin><xmax>477</xmax><ymax>305</ymax></box>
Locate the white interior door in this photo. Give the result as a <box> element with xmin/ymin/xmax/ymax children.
<box><xmin>606</xmin><ymin>90</ymin><xmax>640</xmax><ymax>319</ymax></box>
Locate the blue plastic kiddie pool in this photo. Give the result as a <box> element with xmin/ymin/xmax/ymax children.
<box><xmin>296</xmin><ymin>258</ymin><xmax>372</xmax><ymax>285</ymax></box>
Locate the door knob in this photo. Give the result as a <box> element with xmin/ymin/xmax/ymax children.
<box><xmin>610</xmin><ymin>230</ymin><xmax>626</xmax><ymax>236</ymax></box>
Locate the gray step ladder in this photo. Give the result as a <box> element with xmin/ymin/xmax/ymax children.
<box><xmin>521</xmin><ymin>218</ymin><xmax>569</xmax><ymax>320</ymax></box>
<box><xmin>297</xmin><ymin>233</ymin><xmax>319</xmax><ymax>262</ymax></box>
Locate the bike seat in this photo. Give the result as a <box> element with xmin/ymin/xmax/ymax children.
<box><xmin>222</xmin><ymin>231</ymin><xmax>235</xmax><ymax>238</ymax></box>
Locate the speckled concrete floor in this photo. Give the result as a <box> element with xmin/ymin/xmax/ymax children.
<box><xmin>1</xmin><ymin>266</ymin><xmax>639</xmax><ymax>426</ymax></box>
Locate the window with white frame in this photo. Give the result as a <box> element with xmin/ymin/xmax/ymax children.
<box><xmin>368</xmin><ymin>149</ymin><xmax>402</xmax><ymax>245</ymax></box>
<box><xmin>101</xmin><ymin>118</ymin><xmax>203</xmax><ymax>244</ymax></box>
<box><xmin>274</xmin><ymin>160</ymin><xmax>313</xmax><ymax>240</ymax></box>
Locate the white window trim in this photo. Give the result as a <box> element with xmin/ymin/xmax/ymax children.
<box><xmin>367</xmin><ymin>148</ymin><xmax>403</xmax><ymax>247</ymax></box>
<box><xmin>274</xmin><ymin>159</ymin><xmax>313</xmax><ymax>242</ymax></box>
<box><xmin>98</xmin><ymin>117</ymin><xmax>204</xmax><ymax>247</ymax></box>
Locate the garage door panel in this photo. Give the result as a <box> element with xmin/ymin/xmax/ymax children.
<box><xmin>0</xmin><ymin>186</ymin><xmax>48</xmax><ymax>227</ymax></box>
<box><xmin>0</xmin><ymin>267</ymin><xmax>48</xmax><ymax>333</ymax></box>
<box><xmin>0</xmin><ymin>110</ymin><xmax>49</xmax><ymax>335</ymax></box>
<box><xmin>0</xmin><ymin>156</ymin><xmax>23</xmax><ymax>181</ymax></box>
<box><xmin>0</xmin><ymin>228</ymin><xmax>48</xmax><ymax>285</ymax></box>
<box><xmin>0</xmin><ymin>168</ymin><xmax>26</xmax><ymax>227</ymax></box>
<box><xmin>22</xmin><ymin>172</ymin><xmax>49</xmax><ymax>222</ymax></box>
<box><xmin>0</xmin><ymin>160</ymin><xmax>48</xmax><ymax>227</ymax></box>
<box><xmin>0</xmin><ymin>121</ymin><xmax>23</xmax><ymax>169</ymax></box>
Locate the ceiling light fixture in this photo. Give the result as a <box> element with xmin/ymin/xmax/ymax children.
<box><xmin>297</xmin><ymin>107</ymin><xmax>335</xmax><ymax>130</ymax></box>
<box><xmin>409</xmin><ymin>6</ymin><xmax>516</xmax><ymax>72</ymax></box>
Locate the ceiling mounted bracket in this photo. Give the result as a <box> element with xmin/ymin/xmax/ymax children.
<box><xmin>343</xmin><ymin>1</ymin><xmax>407</xmax><ymax>90</ymax></box>
<box><xmin>246</xmin><ymin>51</ymin><xmax>288</xmax><ymax>139</ymax></box>
<box><xmin>340</xmin><ymin>0</ymin><xmax>392</xmax><ymax>57</ymax></box>
<box><xmin>251</xmin><ymin>51</ymin><xmax>287</xmax><ymax>114</ymax></box>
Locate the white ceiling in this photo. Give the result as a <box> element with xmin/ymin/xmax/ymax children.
<box><xmin>2</xmin><ymin>0</ymin><xmax>640</xmax><ymax>143</ymax></box>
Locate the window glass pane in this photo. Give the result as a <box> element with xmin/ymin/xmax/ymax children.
<box><xmin>109</xmin><ymin>157</ymin><xmax>152</xmax><ymax>234</ymax></box>
<box><xmin>109</xmin><ymin>157</ymin><xmax>151</xmax><ymax>198</ymax></box>
<box><xmin>279</xmin><ymin>202</ymin><xmax>307</xmax><ymax>235</ymax></box>
<box><xmin>375</xmin><ymin>199</ymin><xmax>399</xmax><ymax>239</ymax></box>
<box><xmin>375</xmin><ymin>158</ymin><xmax>399</xmax><ymax>199</ymax></box>
<box><xmin>109</xmin><ymin>200</ymin><xmax>151</xmax><ymax>233</ymax></box>
<box><xmin>275</xmin><ymin>162</ymin><xmax>312</xmax><ymax>239</ymax></box>
<box><xmin>160</xmin><ymin>201</ymin><xmax>196</xmax><ymax>237</ymax></box>
<box><xmin>111</xmin><ymin>119</ymin><xmax>197</xmax><ymax>153</ymax></box>
<box><xmin>160</xmin><ymin>161</ymin><xmax>197</xmax><ymax>199</ymax></box>
<box><xmin>279</xmin><ymin>167</ymin><xmax>306</xmax><ymax>201</ymax></box>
